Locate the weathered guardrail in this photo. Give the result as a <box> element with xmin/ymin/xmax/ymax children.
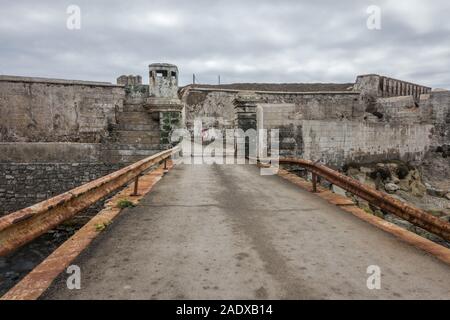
<box><xmin>278</xmin><ymin>158</ymin><xmax>450</xmax><ymax>242</ymax></box>
<box><xmin>0</xmin><ymin>146</ymin><xmax>180</xmax><ymax>257</ymax></box>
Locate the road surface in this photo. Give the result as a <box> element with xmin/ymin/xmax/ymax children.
<box><xmin>43</xmin><ymin>163</ymin><xmax>450</xmax><ymax>299</ymax></box>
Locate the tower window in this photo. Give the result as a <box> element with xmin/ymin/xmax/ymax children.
<box><xmin>171</xmin><ymin>71</ymin><xmax>177</xmax><ymax>79</ymax></box>
<box><xmin>156</xmin><ymin>70</ymin><xmax>167</xmax><ymax>78</ymax></box>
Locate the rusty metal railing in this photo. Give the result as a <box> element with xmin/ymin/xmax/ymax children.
<box><xmin>278</xmin><ymin>158</ymin><xmax>450</xmax><ymax>242</ymax></box>
<box><xmin>0</xmin><ymin>146</ymin><xmax>180</xmax><ymax>257</ymax></box>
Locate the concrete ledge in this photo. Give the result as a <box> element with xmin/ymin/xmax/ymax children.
<box><xmin>0</xmin><ymin>143</ymin><xmax>102</xmax><ymax>163</ymax></box>
<box><xmin>0</xmin><ymin>75</ymin><xmax>123</xmax><ymax>88</ymax></box>
<box><xmin>188</xmin><ymin>87</ymin><xmax>361</xmax><ymax>95</ymax></box>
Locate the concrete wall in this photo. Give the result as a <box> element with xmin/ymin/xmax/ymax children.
<box><xmin>0</xmin><ymin>74</ymin><xmax>181</xmax><ymax>215</ymax></box>
<box><xmin>181</xmin><ymin>87</ymin><xmax>362</xmax><ymax>132</ymax></box>
<box><xmin>426</xmin><ymin>91</ymin><xmax>450</xmax><ymax>146</ymax></box>
<box><xmin>0</xmin><ymin>76</ymin><xmax>139</xmax><ymax>215</ymax></box>
<box><xmin>301</xmin><ymin>121</ymin><xmax>433</xmax><ymax>166</ymax></box>
<box><xmin>0</xmin><ymin>142</ymin><xmax>102</xmax><ymax>163</ymax></box>
<box><xmin>355</xmin><ymin>74</ymin><xmax>431</xmax><ymax>100</ymax></box>
<box><xmin>258</xmin><ymin>103</ymin><xmax>434</xmax><ymax>167</ymax></box>
<box><xmin>0</xmin><ymin>76</ymin><xmax>124</xmax><ymax>142</ymax></box>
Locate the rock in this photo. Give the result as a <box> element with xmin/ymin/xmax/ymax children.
<box><xmin>373</xmin><ymin>210</ymin><xmax>385</xmax><ymax>218</ymax></box>
<box><xmin>332</xmin><ymin>185</ymin><xmax>347</xmax><ymax>197</ymax></box>
<box><xmin>5</xmin><ymin>271</ymin><xmax>20</xmax><ymax>281</ymax></box>
<box><xmin>426</xmin><ymin>187</ymin><xmax>447</xmax><ymax>198</ymax></box>
<box><xmin>390</xmin><ymin>176</ymin><xmax>400</xmax><ymax>184</ymax></box>
<box><xmin>385</xmin><ymin>183</ymin><xmax>400</xmax><ymax>193</ymax></box>
<box><xmin>385</xmin><ymin>214</ymin><xmax>414</xmax><ymax>231</ymax></box>
<box><xmin>358</xmin><ymin>200</ymin><xmax>374</xmax><ymax>214</ymax></box>
<box><xmin>445</xmin><ymin>193</ymin><xmax>450</xmax><ymax>200</ymax></box>
<box><xmin>411</xmin><ymin>169</ymin><xmax>421</xmax><ymax>180</ymax></box>
<box><xmin>386</xmin><ymin>163</ymin><xmax>398</xmax><ymax>173</ymax></box>
<box><xmin>346</xmin><ymin>168</ymin><xmax>361</xmax><ymax>177</ymax></box>
<box><xmin>398</xmin><ymin>179</ymin><xmax>411</xmax><ymax>192</ymax></box>
<box><xmin>410</xmin><ymin>181</ymin><xmax>426</xmax><ymax>197</ymax></box>
<box><xmin>360</xmin><ymin>167</ymin><xmax>372</xmax><ymax>174</ymax></box>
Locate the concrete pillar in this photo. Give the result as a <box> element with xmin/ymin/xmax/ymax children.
<box><xmin>233</xmin><ymin>92</ymin><xmax>259</xmax><ymax>157</ymax></box>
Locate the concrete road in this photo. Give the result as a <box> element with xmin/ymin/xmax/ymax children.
<box><xmin>43</xmin><ymin>163</ymin><xmax>450</xmax><ymax>299</ymax></box>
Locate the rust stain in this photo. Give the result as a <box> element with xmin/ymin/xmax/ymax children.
<box><xmin>1</xmin><ymin>160</ymin><xmax>174</xmax><ymax>300</ymax></box>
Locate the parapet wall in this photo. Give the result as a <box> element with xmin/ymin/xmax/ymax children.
<box><xmin>258</xmin><ymin>103</ymin><xmax>434</xmax><ymax>167</ymax></box>
<box><xmin>355</xmin><ymin>74</ymin><xmax>431</xmax><ymax>99</ymax></box>
<box><xmin>0</xmin><ymin>73</ymin><xmax>180</xmax><ymax>215</ymax></box>
<box><xmin>181</xmin><ymin>86</ymin><xmax>362</xmax><ymax>132</ymax></box>
<box><xmin>0</xmin><ymin>142</ymin><xmax>128</xmax><ymax>215</ymax></box>
<box><xmin>0</xmin><ymin>76</ymin><xmax>127</xmax><ymax>215</ymax></box>
<box><xmin>0</xmin><ymin>75</ymin><xmax>125</xmax><ymax>142</ymax></box>
<box><xmin>0</xmin><ymin>162</ymin><xmax>123</xmax><ymax>215</ymax></box>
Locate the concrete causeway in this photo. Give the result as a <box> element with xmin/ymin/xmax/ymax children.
<box><xmin>42</xmin><ymin>163</ymin><xmax>450</xmax><ymax>299</ymax></box>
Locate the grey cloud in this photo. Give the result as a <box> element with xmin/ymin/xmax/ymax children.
<box><xmin>0</xmin><ymin>0</ymin><xmax>449</xmax><ymax>88</ymax></box>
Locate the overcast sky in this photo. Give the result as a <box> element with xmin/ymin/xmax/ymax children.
<box><xmin>0</xmin><ymin>0</ymin><xmax>449</xmax><ymax>88</ymax></box>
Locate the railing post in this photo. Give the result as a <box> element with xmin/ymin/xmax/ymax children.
<box><xmin>132</xmin><ymin>176</ymin><xmax>139</xmax><ymax>196</ymax></box>
<box><xmin>312</xmin><ymin>173</ymin><xmax>317</xmax><ymax>193</ymax></box>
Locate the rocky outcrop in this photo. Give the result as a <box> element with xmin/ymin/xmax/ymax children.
<box><xmin>341</xmin><ymin>160</ymin><xmax>450</xmax><ymax>247</ymax></box>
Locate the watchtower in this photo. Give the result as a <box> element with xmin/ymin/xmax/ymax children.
<box><xmin>148</xmin><ymin>63</ymin><xmax>179</xmax><ymax>99</ymax></box>
<box><xmin>144</xmin><ymin>63</ymin><xmax>183</xmax><ymax>149</ymax></box>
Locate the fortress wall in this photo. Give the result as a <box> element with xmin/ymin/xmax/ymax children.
<box><xmin>0</xmin><ymin>161</ymin><xmax>123</xmax><ymax>216</ymax></box>
<box><xmin>0</xmin><ymin>142</ymin><xmax>125</xmax><ymax>215</ymax></box>
<box><xmin>0</xmin><ymin>75</ymin><xmax>126</xmax><ymax>215</ymax></box>
<box><xmin>258</xmin><ymin>104</ymin><xmax>434</xmax><ymax>167</ymax></box>
<box><xmin>0</xmin><ymin>76</ymin><xmax>125</xmax><ymax>142</ymax></box>
<box><xmin>182</xmin><ymin>87</ymin><xmax>362</xmax><ymax>132</ymax></box>
<box><xmin>374</xmin><ymin>96</ymin><xmax>424</xmax><ymax>123</ymax></box>
<box><xmin>427</xmin><ymin>91</ymin><xmax>450</xmax><ymax>146</ymax></box>
<box><xmin>301</xmin><ymin>121</ymin><xmax>433</xmax><ymax>167</ymax></box>
<box><xmin>355</xmin><ymin>74</ymin><xmax>432</xmax><ymax>99</ymax></box>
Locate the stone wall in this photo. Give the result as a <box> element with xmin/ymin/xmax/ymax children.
<box><xmin>181</xmin><ymin>87</ymin><xmax>362</xmax><ymax>133</ymax></box>
<box><xmin>0</xmin><ymin>76</ymin><xmax>127</xmax><ymax>215</ymax></box>
<box><xmin>0</xmin><ymin>76</ymin><xmax>124</xmax><ymax>142</ymax></box>
<box><xmin>0</xmin><ymin>162</ymin><xmax>123</xmax><ymax>216</ymax></box>
<box><xmin>0</xmin><ymin>73</ymin><xmax>176</xmax><ymax>215</ymax></box>
<box><xmin>426</xmin><ymin>91</ymin><xmax>450</xmax><ymax>146</ymax></box>
<box><xmin>0</xmin><ymin>142</ymin><xmax>126</xmax><ymax>215</ymax></box>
